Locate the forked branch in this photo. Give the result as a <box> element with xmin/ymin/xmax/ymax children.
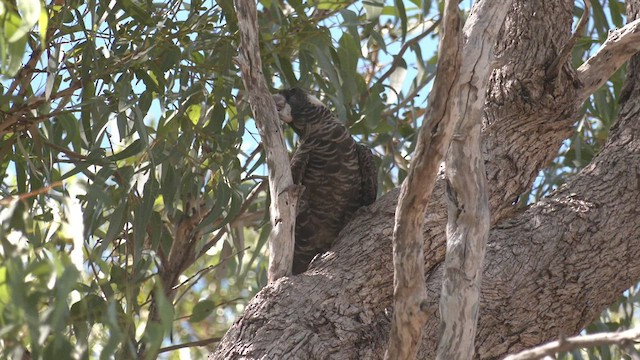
<box><xmin>385</xmin><ymin>1</ymin><xmax>462</xmax><ymax>358</ymax></box>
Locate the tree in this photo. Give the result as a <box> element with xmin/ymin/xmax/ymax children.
<box><xmin>212</xmin><ymin>0</ymin><xmax>640</xmax><ymax>359</ymax></box>
<box><xmin>0</xmin><ymin>0</ymin><xmax>637</xmax><ymax>359</ymax></box>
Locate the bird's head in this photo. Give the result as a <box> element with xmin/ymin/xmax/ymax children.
<box><xmin>273</xmin><ymin>88</ymin><xmax>327</xmax><ymax>135</ymax></box>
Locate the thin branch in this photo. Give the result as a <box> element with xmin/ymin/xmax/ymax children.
<box><xmin>196</xmin><ymin>181</ymin><xmax>267</xmax><ymax>258</ymax></box>
<box><xmin>6</xmin><ymin>41</ymin><xmax>44</xmax><ymax>96</ymax></box>
<box><xmin>174</xmin><ymin>247</ymin><xmax>251</xmax><ymax>306</ymax></box>
<box><xmin>0</xmin><ymin>82</ymin><xmax>82</xmax><ymax>135</ymax></box>
<box><xmin>546</xmin><ymin>0</ymin><xmax>591</xmax><ymax>81</ymax></box>
<box><xmin>233</xmin><ymin>0</ymin><xmax>302</xmax><ymax>281</ymax></box>
<box><xmin>158</xmin><ymin>337</ymin><xmax>221</xmax><ymax>354</ymax></box>
<box><xmin>374</xmin><ymin>19</ymin><xmax>440</xmax><ymax>89</ymax></box>
<box><xmin>504</xmin><ymin>328</ymin><xmax>640</xmax><ymax>360</ymax></box>
<box><xmin>577</xmin><ymin>16</ymin><xmax>640</xmax><ymax>98</ymax></box>
<box><xmin>0</xmin><ymin>181</ymin><xmax>64</xmax><ymax>206</ymax></box>
<box><xmin>382</xmin><ymin>72</ymin><xmax>435</xmax><ymax>118</ymax></box>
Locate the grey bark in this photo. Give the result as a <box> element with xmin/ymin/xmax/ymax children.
<box><xmin>385</xmin><ymin>1</ymin><xmax>462</xmax><ymax>358</ymax></box>
<box><xmin>210</xmin><ymin>0</ymin><xmax>640</xmax><ymax>359</ymax></box>
<box><xmin>437</xmin><ymin>1</ymin><xmax>509</xmax><ymax>358</ymax></box>
<box><xmin>233</xmin><ymin>0</ymin><xmax>300</xmax><ymax>281</ymax></box>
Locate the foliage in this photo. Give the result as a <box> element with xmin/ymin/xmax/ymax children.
<box><xmin>0</xmin><ymin>0</ymin><xmax>635</xmax><ymax>358</ymax></box>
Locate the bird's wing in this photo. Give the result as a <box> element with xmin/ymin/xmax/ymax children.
<box><xmin>290</xmin><ymin>145</ymin><xmax>310</xmax><ymax>186</ymax></box>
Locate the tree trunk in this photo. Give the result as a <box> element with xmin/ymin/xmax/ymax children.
<box><xmin>210</xmin><ymin>0</ymin><xmax>640</xmax><ymax>358</ymax></box>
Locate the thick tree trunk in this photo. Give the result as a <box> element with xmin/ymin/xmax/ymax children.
<box><xmin>211</xmin><ymin>0</ymin><xmax>640</xmax><ymax>359</ymax></box>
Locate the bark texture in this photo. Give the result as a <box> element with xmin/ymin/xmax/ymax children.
<box><xmin>234</xmin><ymin>0</ymin><xmax>299</xmax><ymax>281</ymax></box>
<box><xmin>437</xmin><ymin>1</ymin><xmax>508</xmax><ymax>358</ymax></box>
<box><xmin>211</xmin><ymin>0</ymin><xmax>640</xmax><ymax>358</ymax></box>
<box><xmin>386</xmin><ymin>1</ymin><xmax>461</xmax><ymax>358</ymax></box>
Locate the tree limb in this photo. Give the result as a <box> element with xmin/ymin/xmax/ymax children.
<box><xmin>437</xmin><ymin>1</ymin><xmax>509</xmax><ymax>358</ymax></box>
<box><xmin>577</xmin><ymin>16</ymin><xmax>640</xmax><ymax>98</ymax></box>
<box><xmin>385</xmin><ymin>1</ymin><xmax>462</xmax><ymax>359</ymax></box>
<box><xmin>233</xmin><ymin>0</ymin><xmax>301</xmax><ymax>281</ymax></box>
<box><xmin>504</xmin><ymin>327</ymin><xmax>640</xmax><ymax>360</ymax></box>
<box><xmin>546</xmin><ymin>0</ymin><xmax>591</xmax><ymax>81</ymax></box>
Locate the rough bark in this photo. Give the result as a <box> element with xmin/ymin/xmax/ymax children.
<box><xmin>437</xmin><ymin>1</ymin><xmax>508</xmax><ymax>358</ymax></box>
<box><xmin>210</xmin><ymin>0</ymin><xmax>640</xmax><ymax>359</ymax></box>
<box><xmin>385</xmin><ymin>1</ymin><xmax>461</xmax><ymax>358</ymax></box>
<box><xmin>234</xmin><ymin>0</ymin><xmax>300</xmax><ymax>281</ymax></box>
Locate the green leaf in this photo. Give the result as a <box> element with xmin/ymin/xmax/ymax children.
<box><xmin>0</xmin><ymin>267</ymin><xmax>9</xmax><ymax>317</ymax></box>
<box><xmin>102</xmin><ymin>199</ymin><xmax>128</xmax><ymax>250</ymax></box>
<box><xmin>117</xmin><ymin>0</ymin><xmax>153</xmax><ymax>25</ymax></box>
<box><xmin>11</xmin><ymin>0</ymin><xmax>41</xmax><ymax>42</ymax></box>
<box><xmin>43</xmin><ymin>337</ymin><xmax>73</xmax><ymax>360</ymax></box>
<box><xmin>394</xmin><ymin>0</ymin><xmax>408</xmax><ymax>41</ymax></box>
<box><xmin>104</xmin><ymin>139</ymin><xmax>144</xmax><ymax>161</ymax></box>
<box><xmin>38</xmin><ymin>7</ymin><xmax>47</xmax><ymax>45</ymax></box>
<box><xmin>70</xmin><ymin>294</ymin><xmax>107</xmax><ymax>324</ymax></box>
<box><xmin>187</xmin><ymin>104</ymin><xmax>202</xmax><ymax>125</ymax></box>
<box><xmin>153</xmin><ymin>285</ymin><xmax>174</xmax><ymax>333</ymax></box>
<box><xmin>363</xmin><ymin>0</ymin><xmax>384</xmax><ymax>20</ymax></box>
<box><xmin>189</xmin><ymin>299</ymin><xmax>216</xmax><ymax>323</ymax></box>
<box><xmin>50</xmin><ymin>266</ymin><xmax>79</xmax><ymax>333</ymax></box>
<box><xmin>133</xmin><ymin>175</ymin><xmax>159</xmax><ymax>265</ymax></box>
<box><xmin>142</xmin><ymin>322</ymin><xmax>163</xmax><ymax>360</ymax></box>
<box><xmin>316</xmin><ymin>0</ymin><xmax>348</xmax><ymax>11</ymax></box>
<box><xmin>196</xmin><ymin>182</ymin><xmax>231</xmax><ymax>231</ymax></box>
<box><xmin>2</xmin><ymin>11</ymin><xmax>28</xmax><ymax>75</ymax></box>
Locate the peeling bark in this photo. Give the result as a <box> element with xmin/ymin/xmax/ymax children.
<box><xmin>437</xmin><ymin>1</ymin><xmax>509</xmax><ymax>358</ymax></box>
<box><xmin>234</xmin><ymin>0</ymin><xmax>299</xmax><ymax>281</ymax></box>
<box><xmin>210</xmin><ymin>0</ymin><xmax>640</xmax><ymax>359</ymax></box>
<box><xmin>385</xmin><ymin>1</ymin><xmax>461</xmax><ymax>358</ymax></box>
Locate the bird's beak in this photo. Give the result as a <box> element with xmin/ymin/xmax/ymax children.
<box><xmin>273</xmin><ymin>94</ymin><xmax>293</xmax><ymax>123</ymax></box>
<box><xmin>273</xmin><ymin>94</ymin><xmax>286</xmax><ymax>111</ymax></box>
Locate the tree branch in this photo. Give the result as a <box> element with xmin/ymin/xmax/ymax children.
<box><xmin>546</xmin><ymin>0</ymin><xmax>591</xmax><ymax>81</ymax></box>
<box><xmin>373</xmin><ymin>19</ymin><xmax>440</xmax><ymax>90</ymax></box>
<box><xmin>385</xmin><ymin>1</ymin><xmax>462</xmax><ymax>359</ymax></box>
<box><xmin>504</xmin><ymin>328</ymin><xmax>640</xmax><ymax>360</ymax></box>
<box><xmin>578</xmin><ymin>16</ymin><xmax>640</xmax><ymax>98</ymax></box>
<box><xmin>233</xmin><ymin>0</ymin><xmax>301</xmax><ymax>281</ymax></box>
<box><xmin>437</xmin><ymin>1</ymin><xmax>509</xmax><ymax>358</ymax></box>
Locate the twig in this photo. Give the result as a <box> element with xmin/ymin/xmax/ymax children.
<box><xmin>374</xmin><ymin>19</ymin><xmax>441</xmax><ymax>89</ymax></box>
<box><xmin>173</xmin><ymin>247</ymin><xmax>250</xmax><ymax>306</ymax></box>
<box><xmin>158</xmin><ymin>337</ymin><xmax>221</xmax><ymax>354</ymax></box>
<box><xmin>504</xmin><ymin>327</ymin><xmax>640</xmax><ymax>360</ymax></box>
<box><xmin>0</xmin><ymin>181</ymin><xmax>64</xmax><ymax>206</ymax></box>
<box><xmin>382</xmin><ymin>72</ymin><xmax>435</xmax><ymax>118</ymax></box>
<box><xmin>197</xmin><ymin>181</ymin><xmax>267</xmax><ymax>258</ymax></box>
<box><xmin>546</xmin><ymin>0</ymin><xmax>591</xmax><ymax>81</ymax></box>
<box><xmin>0</xmin><ymin>82</ymin><xmax>82</xmax><ymax>135</ymax></box>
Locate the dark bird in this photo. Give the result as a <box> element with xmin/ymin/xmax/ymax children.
<box><xmin>273</xmin><ymin>88</ymin><xmax>378</xmax><ymax>275</ymax></box>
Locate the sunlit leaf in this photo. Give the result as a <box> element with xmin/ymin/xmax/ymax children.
<box><xmin>363</xmin><ymin>0</ymin><xmax>384</xmax><ymax>20</ymax></box>
<box><xmin>11</xmin><ymin>0</ymin><xmax>41</xmax><ymax>42</ymax></box>
<box><xmin>38</xmin><ymin>7</ymin><xmax>47</xmax><ymax>44</ymax></box>
<box><xmin>187</xmin><ymin>104</ymin><xmax>202</xmax><ymax>125</ymax></box>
